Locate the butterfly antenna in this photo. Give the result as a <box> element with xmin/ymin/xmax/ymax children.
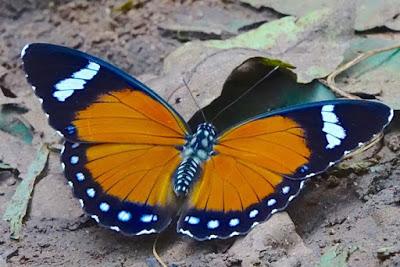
<box><xmin>210</xmin><ymin>66</ymin><xmax>280</xmax><ymax>123</ymax></box>
<box><xmin>182</xmin><ymin>78</ymin><xmax>208</xmax><ymax>122</ymax></box>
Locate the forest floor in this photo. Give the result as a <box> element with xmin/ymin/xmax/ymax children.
<box><xmin>1</xmin><ymin>0</ymin><xmax>400</xmax><ymax>266</ymax></box>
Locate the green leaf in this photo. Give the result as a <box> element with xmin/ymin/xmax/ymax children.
<box><xmin>3</xmin><ymin>145</ymin><xmax>49</xmax><ymax>240</ymax></box>
<box><xmin>0</xmin><ymin>103</ymin><xmax>33</xmax><ymax>144</ymax></box>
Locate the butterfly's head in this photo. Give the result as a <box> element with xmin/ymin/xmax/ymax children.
<box><xmin>196</xmin><ymin>122</ymin><xmax>217</xmax><ymax>136</ymax></box>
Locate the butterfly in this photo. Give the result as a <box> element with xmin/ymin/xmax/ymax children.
<box><xmin>21</xmin><ymin>43</ymin><xmax>393</xmax><ymax>241</ymax></box>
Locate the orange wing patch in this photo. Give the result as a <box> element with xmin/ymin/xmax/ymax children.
<box><xmin>215</xmin><ymin>116</ymin><xmax>311</xmax><ymax>176</ymax></box>
<box><xmin>85</xmin><ymin>143</ymin><xmax>180</xmax><ymax>207</ymax></box>
<box><xmin>73</xmin><ymin>89</ymin><xmax>188</xmax><ymax>145</ymax></box>
<box><xmin>188</xmin><ymin>154</ymin><xmax>282</xmax><ymax>212</ymax></box>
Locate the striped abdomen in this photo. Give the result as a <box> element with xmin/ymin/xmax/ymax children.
<box><xmin>173</xmin><ymin>158</ymin><xmax>201</xmax><ymax>196</ymax></box>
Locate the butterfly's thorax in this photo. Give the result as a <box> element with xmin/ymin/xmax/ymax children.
<box><xmin>173</xmin><ymin>123</ymin><xmax>217</xmax><ymax>197</ymax></box>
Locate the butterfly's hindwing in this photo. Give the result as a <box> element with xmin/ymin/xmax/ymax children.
<box><xmin>62</xmin><ymin>141</ymin><xmax>180</xmax><ymax>235</ymax></box>
<box><xmin>178</xmin><ymin>175</ymin><xmax>304</xmax><ymax>240</ymax></box>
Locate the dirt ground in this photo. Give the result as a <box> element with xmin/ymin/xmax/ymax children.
<box><xmin>1</xmin><ymin>0</ymin><xmax>400</xmax><ymax>266</ymax></box>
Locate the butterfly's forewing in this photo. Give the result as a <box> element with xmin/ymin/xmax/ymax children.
<box><xmin>22</xmin><ymin>43</ymin><xmax>189</xmax><ymax>143</ymax></box>
<box><xmin>179</xmin><ymin>100</ymin><xmax>392</xmax><ymax>240</ymax></box>
<box><xmin>22</xmin><ymin>43</ymin><xmax>189</xmax><ymax>235</ymax></box>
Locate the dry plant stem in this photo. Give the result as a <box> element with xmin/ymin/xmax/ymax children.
<box><xmin>342</xmin><ymin>132</ymin><xmax>383</xmax><ymax>160</ymax></box>
<box><xmin>152</xmin><ymin>236</ymin><xmax>168</xmax><ymax>267</ymax></box>
<box><xmin>326</xmin><ymin>43</ymin><xmax>400</xmax><ymax>99</ymax></box>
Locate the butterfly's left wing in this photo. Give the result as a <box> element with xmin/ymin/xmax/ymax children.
<box><xmin>178</xmin><ymin>100</ymin><xmax>392</xmax><ymax>240</ymax></box>
<box><xmin>22</xmin><ymin>43</ymin><xmax>190</xmax><ymax>235</ymax></box>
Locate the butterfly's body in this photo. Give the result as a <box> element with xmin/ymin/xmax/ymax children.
<box><xmin>22</xmin><ymin>43</ymin><xmax>393</xmax><ymax>240</ymax></box>
<box><xmin>174</xmin><ymin>123</ymin><xmax>217</xmax><ymax>197</ymax></box>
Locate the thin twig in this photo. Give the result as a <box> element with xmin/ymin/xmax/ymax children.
<box><xmin>326</xmin><ymin>43</ymin><xmax>400</xmax><ymax>99</ymax></box>
<box><xmin>152</xmin><ymin>236</ymin><xmax>167</xmax><ymax>267</ymax></box>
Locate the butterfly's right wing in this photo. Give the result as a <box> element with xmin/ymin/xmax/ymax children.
<box><xmin>178</xmin><ymin>100</ymin><xmax>392</xmax><ymax>240</ymax></box>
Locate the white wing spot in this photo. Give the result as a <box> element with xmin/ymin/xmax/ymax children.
<box><xmin>72</xmin><ymin>69</ymin><xmax>98</xmax><ymax>80</ymax></box>
<box><xmin>136</xmin><ymin>229</ymin><xmax>157</xmax><ymax>235</ymax></box>
<box><xmin>188</xmin><ymin>216</ymin><xmax>200</xmax><ymax>225</ymax></box>
<box><xmin>326</xmin><ymin>134</ymin><xmax>341</xmax><ymax>149</ymax></box>
<box><xmin>99</xmin><ymin>202</ymin><xmax>110</xmax><ymax>212</ymax></box>
<box><xmin>87</xmin><ymin>62</ymin><xmax>100</xmax><ymax>71</ymax></box>
<box><xmin>323</xmin><ymin>123</ymin><xmax>346</xmax><ymax>139</ymax></box>
<box><xmin>67</xmin><ymin>181</ymin><xmax>73</xmax><ymax>187</ymax></box>
<box><xmin>249</xmin><ymin>209</ymin><xmax>259</xmax><ymax>218</ymax></box>
<box><xmin>55</xmin><ymin>78</ymin><xmax>86</xmax><ymax>90</ymax></box>
<box><xmin>282</xmin><ymin>186</ymin><xmax>290</xmax><ymax>194</ymax></box>
<box><xmin>70</xmin><ymin>156</ymin><xmax>79</xmax><ymax>164</ymax></box>
<box><xmin>207</xmin><ymin>220</ymin><xmax>219</xmax><ymax>229</ymax></box>
<box><xmin>91</xmin><ymin>215</ymin><xmax>100</xmax><ymax>223</ymax></box>
<box><xmin>322</xmin><ymin>111</ymin><xmax>338</xmax><ymax>123</ymax></box>
<box><xmin>86</xmin><ymin>188</ymin><xmax>96</xmax><ymax>198</ymax></box>
<box><xmin>76</xmin><ymin>172</ymin><xmax>85</xmax><ymax>181</ymax></box>
<box><xmin>321</xmin><ymin>105</ymin><xmax>346</xmax><ymax>149</ymax></box>
<box><xmin>110</xmin><ymin>226</ymin><xmax>120</xmax><ymax>232</ymax></box>
<box><xmin>118</xmin><ymin>211</ymin><xmax>132</xmax><ymax>222</ymax></box>
<box><xmin>53</xmin><ymin>90</ymin><xmax>74</xmax><ymax>102</ymax></box>
<box><xmin>53</xmin><ymin>61</ymin><xmax>100</xmax><ymax>102</ymax></box>
<box><xmin>71</xmin><ymin>143</ymin><xmax>80</xmax><ymax>149</ymax></box>
<box><xmin>267</xmin><ymin>198</ymin><xmax>277</xmax><ymax>206</ymax></box>
<box><xmin>229</xmin><ymin>218</ymin><xmax>240</xmax><ymax>227</ymax></box>
<box><xmin>322</xmin><ymin>105</ymin><xmax>334</xmax><ymax>112</ymax></box>
<box><xmin>140</xmin><ymin>214</ymin><xmax>154</xmax><ymax>223</ymax></box>
<box><xmin>388</xmin><ymin>109</ymin><xmax>394</xmax><ymax>123</ymax></box>
<box><xmin>21</xmin><ymin>44</ymin><xmax>30</xmax><ymax>58</ymax></box>
<box><xmin>79</xmin><ymin>199</ymin><xmax>84</xmax><ymax>207</ymax></box>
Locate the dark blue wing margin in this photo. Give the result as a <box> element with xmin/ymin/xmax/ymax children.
<box><xmin>178</xmin><ymin>178</ymin><xmax>304</xmax><ymax>240</ymax></box>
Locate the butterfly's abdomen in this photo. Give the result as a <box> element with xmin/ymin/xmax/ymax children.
<box><xmin>173</xmin><ymin>158</ymin><xmax>201</xmax><ymax>197</ymax></box>
<box><xmin>174</xmin><ymin>122</ymin><xmax>217</xmax><ymax>197</ymax></box>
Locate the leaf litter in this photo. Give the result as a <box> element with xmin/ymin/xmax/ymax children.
<box><xmin>241</xmin><ymin>0</ymin><xmax>400</xmax><ymax>31</ymax></box>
